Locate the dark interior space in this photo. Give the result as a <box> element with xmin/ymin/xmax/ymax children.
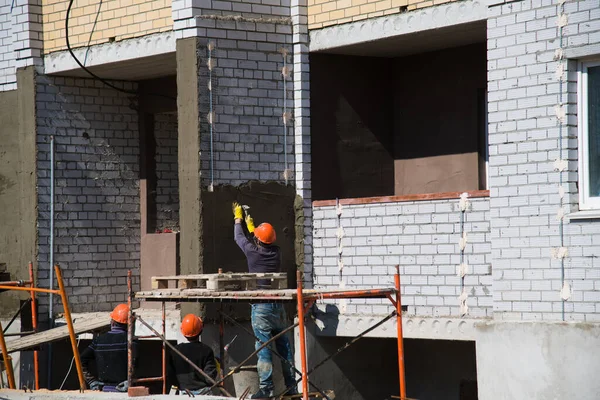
<box><xmin>310</xmin><ymin>53</ymin><xmax>395</xmax><ymax>200</ymax></box>
<box><xmin>310</xmin><ymin>336</ymin><xmax>478</xmax><ymax>400</ymax></box>
<box><xmin>310</xmin><ymin>43</ymin><xmax>487</xmax><ymax>200</ymax></box>
<box><xmin>138</xmin><ymin>76</ymin><xmax>178</xmax><ymax>234</ymax></box>
<box><xmin>137</xmin><ymin>76</ymin><xmax>181</xmax><ymax>302</ymax></box>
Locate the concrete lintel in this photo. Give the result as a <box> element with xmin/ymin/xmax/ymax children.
<box><xmin>43</xmin><ymin>31</ymin><xmax>176</xmax><ymax>76</ymax></box>
<box><xmin>314</xmin><ymin>313</ymin><xmax>481</xmax><ymax>341</ymax></box>
<box><xmin>309</xmin><ymin>0</ymin><xmax>486</xmax><ymax>52</ymax></box>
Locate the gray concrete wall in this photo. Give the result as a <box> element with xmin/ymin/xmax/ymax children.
<box><xmin>476</xmin><ymin>321</ymin><xmax>600</xmax><ymax>400</ymax></box>
<box><xmin>0</xmin><ymin>67</ymin><xmax>37</xmax><ymax>318</ymax></box>
<box><xmin>487</xmin><ymin>0</ymin><xmax>600</xmax><ymax>321</ymax></box>
<box><xmin>303</xmin><ymin>321</ymin><xmax>477</xmax><ymax>400</ymax></box>
<box><xmin>35</xmin><ymin>74</ymin><xmax>141</xmax><ymax>317</ymax></box>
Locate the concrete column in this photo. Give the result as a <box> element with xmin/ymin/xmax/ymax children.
<box><xmin>176</xmin><ymin>37</ymin><xmax>203</xmax><ymax>316</ymax></box>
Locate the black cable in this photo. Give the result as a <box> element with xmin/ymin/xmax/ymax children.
<box><xmin>65</xmin><ymin>0</ymin><xmax>176</xmax><ymax>101</ymax></box>
<box><xmin>66</xmin><ymin>0</ymin><xmax>135</xmax><ymax>95</ymax></box>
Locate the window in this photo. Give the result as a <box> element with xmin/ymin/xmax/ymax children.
<box><xmin>578</xmin><ymin>61</ymin><xmax>600</xmax><ymax>210</ymax></box>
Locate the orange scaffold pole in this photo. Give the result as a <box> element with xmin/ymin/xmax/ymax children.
<box><xmin>28</xmin><ymin>262</ymin><xmax>40</xmax><ymax>390</ymax></box>
<box><xmin>296</xmin><ymin>270</ymin><xmax>309</xmax><ymax>400</ymax></box>
<box><xmin>395</xmin><ymin>265</ymin><xmax>406</xmax><ymax>399</ymax></box>
<box><xmin>55</xmin><ymin>265</ymin><xmax>86</xmax><ymax>391</ymax></box>
<box><xmin>0</xmin><ymin>320</ymin><xmax>16</xmax><ymax>389</ymax></box>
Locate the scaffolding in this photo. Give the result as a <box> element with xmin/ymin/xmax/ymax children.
<box><xmin>0</xmin><ymin>264</ymin><xmax>85</xmax><ymax>391</ymax></box>
<box><xmin>131</xmin><ymin>266</ymin><xmax>407</xmax><ymax>400</ymax></box>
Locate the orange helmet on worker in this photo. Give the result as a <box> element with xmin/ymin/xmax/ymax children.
<box><xmin>181</xmin><ymin>314</ymin><xmax>204</xmax><ymax>338</ymax></box>
<box><xmin>254</xmin><ymin>222</ymin><xmax>276</xmax><ymax>244</ymax></box>
<box><xmin>110</xmin><ymin>303</ymin><xmax>129</xmax><ymax>324</ymax></box>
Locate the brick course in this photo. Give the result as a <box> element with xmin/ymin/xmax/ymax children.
<box><xmin>187</xmin><ymin>19</ymin><xmax>294</xmax><ymax>187</ymax></box>
<box><xmin>488</xmin><ymin>0</ymin><xmax>600</xmax><ymax>322</ymax></box>
<box><xmin>0</xmin><ymin>0</ymin><xmax>43</xmax><ymax>91</ymax></box>
<box><xmin>155</xmin><ymin>112</ymin><xmax>179</xmax><ymax>230</ymax></box>
<box><xmin>313</xmin><ymin>197</ymin><xmax>492</xmax><ymax>317</ymax></box>
<box><xmin>36</xmin><ymin>75</ymin><xmax>140</xmax><ymax>316</ymax></box>
<box><xmin>42</xmin><ymin>0</ymin><xmax>172</xmax><ymax>53</ymax></box>
<box><xmin>307</xmin><ymin>0</ymin><xmax>458</xmax><ymax>30</ymax></box>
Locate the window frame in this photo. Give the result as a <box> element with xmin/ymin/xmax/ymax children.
<box><xmin>577</xmin><ymin>60</ymin><xmax>600</xmax><ymax>210</ymax></box>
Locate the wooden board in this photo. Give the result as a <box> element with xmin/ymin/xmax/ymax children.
<box><xmin>151</xmin><ymin>272</ymin><xmax>288</xmax><ymax>291</ymax></box>
<box><xmin>6</xmin><ymin>312</ymin><xmax>110</xmax><ymax>353</ymax></box>
<box><xmin>136</xmin><ymin>287</ymin><xmax>397</xmax><ymax>303</ymax></box>
<box><xmin>137</xmin><ymin>288</ymin><xmax>297</xmax><ymax>303</ymax></box>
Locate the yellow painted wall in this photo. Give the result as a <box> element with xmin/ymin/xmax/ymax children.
<box><xmin>308</xmin><ymin>0</ymin><xmax>457</xmax><ymax>29</ymax></box>
<box><xmin>43</xmin><ymin>0</ymin><xmax>172</xmax><ymax>53</ymax></box>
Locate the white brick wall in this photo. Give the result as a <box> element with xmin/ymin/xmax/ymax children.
<box><xmin>0</xmin><ymin>0</ymin><xmax>42</xmax><ymax>91</ymax></box>
<box><xmin>312</xmin><ymin>197</ymin><xmax>492</xmax><ymax>318</ymax></box>
<box><xmin>172</xmin><ymin>0</ymin><xmax>291</xmax><ymax>38</ymax></box>
<box><xmin>155</xmin><ymin>112</ymin><xmax>179</xmax><ymax>230</ymax></box>
<box><xmin>488</xmin><ymin>0</ymin><xmax>600</xmax><ymax>322</ymax></box>
<box><xmin>194</xmin><ymin>20</ymin><xmax>294</xmax><ymax>186</ymax></box>
<box><xmin>292</xmin><ymin>0</ymin><xmax>312</xmax><ymax>285</ymax></box>
<box><xmin>36</xmin><ymin>75</ymin><xmax>140</xmax><ymax>316</ymax></box>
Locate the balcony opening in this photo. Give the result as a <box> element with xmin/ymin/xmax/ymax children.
<box><xmin>310</xmin><ymin>23</ymin><xmax>487</xmax><ymax>201</ymax></box>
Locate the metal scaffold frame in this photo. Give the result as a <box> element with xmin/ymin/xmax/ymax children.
<box><xmin>130</xmin><ymin>266</ymin><xmax>407</xmax><ymax>400</ymax></box>
<box><xmin>0</xmin><ymin>264</ymin><xmax>85</xmax><ymax>392</ymax></box>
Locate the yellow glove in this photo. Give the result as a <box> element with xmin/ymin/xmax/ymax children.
<box><xmin>232</xmin><ymin>202</ymin><xmax>243</xmax><ymax>220</ymax></box>
<box><xmin>245</xmin><ymin>214</ymin><xmax>255</xmax><ymax>233</ymax></box>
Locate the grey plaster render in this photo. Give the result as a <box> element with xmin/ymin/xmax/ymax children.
<box><xmin>475</xmin><ymin>321</ymin><xmax>600</xmax><ymax>400</ymax></box>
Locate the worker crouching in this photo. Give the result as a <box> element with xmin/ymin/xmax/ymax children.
<box><xmin>81</xmin><ymin>303</ymin><xmax>136</xmax><ymax>392</ymax></box>
<box><xmin>167</xmin><ymin>314</ymin><xmax>217</xmax><ymax>395</ymax></box>
<box><xmin>233</xmin><ymin>202</ymin><xmax>298</xmax><ymax>399</ymax></box>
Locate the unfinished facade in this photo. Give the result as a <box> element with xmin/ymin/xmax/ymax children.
<box><xmin>0</xmin><ymin>0</ymin><xmax>599</xmax><ymax>398</ymax></box>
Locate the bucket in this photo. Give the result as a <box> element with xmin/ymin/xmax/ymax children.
<box><xmin>230</xmin><ymin>361</ymin><xmax>285</xmax><ymax>397</ymax></box>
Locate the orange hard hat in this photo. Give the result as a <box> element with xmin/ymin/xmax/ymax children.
<box><xmin>254</xmin><ymin>223</ymin><xmax>276</xmax><ymax>244</ymax></box>
<box><xmin>181</xmin><ymin>314</ymin><xmax>204</xmax><ymax>338</ymax></box>
<box><xmin>110</xmin><ymin>304</ymin><xmax>129</xmax><ymax>324</ymax></box>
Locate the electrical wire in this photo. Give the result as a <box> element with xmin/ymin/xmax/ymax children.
<box><xmin>59</xmin><ymin>338</ymin><xmax>81</xmax><ymax>390</ymax></box>
<box><xmin>65</xmin><ymin>0</ymin><xmax>176</xmax><ymax>101</ymax></box>
<box><xmin>65</xmin><ymin>0</ymin><xmax>135</xmax><ymax>95</ymax></box>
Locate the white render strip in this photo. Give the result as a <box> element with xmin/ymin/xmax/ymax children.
<box><xmin>314</xmin><ymin>313</ymin><xmax>480</xmax><ymax>341</ymax></box>
<box><xmin>309</xmin><ymin>0</ymin><xmax>486</xmax><ymax>52</ymax></box>
<box><xmin>43</xmin><ymin>31</ymin><xmax>175</xmax><ymax>76</ymax></box>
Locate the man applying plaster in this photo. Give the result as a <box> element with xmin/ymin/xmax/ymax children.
<box><xmin>232</xmin><ymin>202</ymin><xmax>298</xmax><ymax>399</ymax></box>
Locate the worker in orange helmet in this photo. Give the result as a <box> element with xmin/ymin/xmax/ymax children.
<box><xmin>167</xmin><ymin>314</ymin><xmax>217</xmax><ymax>395</ymax></box>
<box><xmin>80</xmin><ymin>303</ymin><xmax>137</xmax><ymax>392</ymax></box>
<box><xmin>233</xmin><ymin>202</ymin><xmax>298</xmax><ymax>399</ymax></box>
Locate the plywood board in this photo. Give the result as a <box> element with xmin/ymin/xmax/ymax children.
<box><xmin>6</xmin><ymin>312</ymin><xmax>110</xmax><ymax>353</ymax></box>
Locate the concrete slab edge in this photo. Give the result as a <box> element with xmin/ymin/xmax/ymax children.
<box><xmin>43</xmin><ymin>31</ymin><xmax>176</xmax><ymax>76</ymax></box>
<box><xmin>314</xmin><ymin>314</ymin><xmax>482</xmax><ymax>341</ymax></box>
<box><xmin>309</xmin><ymin>0</ymin><xmax>486</xmax><ymax>52</ymax></box>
